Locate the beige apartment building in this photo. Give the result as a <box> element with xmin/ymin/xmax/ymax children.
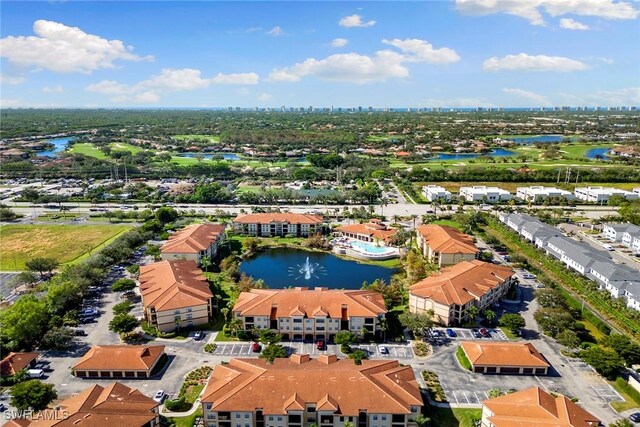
<box><xmin>232</xmin><ymin>287</ymin><xmax>387</xmax><ymax>341</ymax></box>
<box><xmin>139</xmin><ymin>260</ymin><xmax>214</xmax><ymax>332</ymax></box>
<box><xmin>409</xmin><ymin>260</ymin><xmax>514</xmax><ymax>325</ymax></box>
<box><xmin>415</xmin><ymin>224</ymin><xmax>478</xmax><ymax>266</ymax></box>
<box><xmin>201</xmin><ymin>355</ymin><xmax>423</xmax><ymax>427</ymax></box>
<box><xmin>233</xmin><ymin>213</ymin><xmax>324</xmax><ymax>237</ymax></box>
<box><xmin>161</xmin><ymin>223</ymin><xmax>226</xmax><ymax>265</ymax></box>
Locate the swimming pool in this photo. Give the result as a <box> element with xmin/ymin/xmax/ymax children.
<box><xmin>350</xmin><ymin>240</ymin><xmax>395</xmax><ymax>254</ymax></box>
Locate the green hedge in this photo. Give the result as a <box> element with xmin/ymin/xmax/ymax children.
<box><xmin>615</xmin><ymin>377</ymin><xmax>640</xmax><ymax>405</ymax></box>
<box><xmin>456</xmin><ymin>347</ymin><xmax>472</xmax><ymax>371</ymax></box>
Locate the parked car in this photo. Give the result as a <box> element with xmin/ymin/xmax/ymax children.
<box><xmin>81</xmin><ymin>308</ymin><xmax>98</xmax><ymax>316</ymax></box>
<box><xmin>73</xmin><ymin>329</ymin><xmax>87</xmax><ymax>336</ymax></box>
<box><xmin>472</xmin><ymin>329</ymin><xmax>482</xmax><ymax>339</ymax></box>
<box><xmin>479</xmin><ymin>328</ymin><xmax>491</xmax><ymax>338</ymax></box>
<box><xmin>445</xmin><ymin>328</ymin><xmax>457</xmax><ymax>338</ymax></box>
<box><xmin>194</xmin><ymin>331</ymin><xmax>205</xmax><ymax>341</ymax></box>
<box><xmin>630</xmin><ymin>412</ymin><xmax>640</xmax><ymax>422</ymax></box>
<box><xmin>153</xmin><ymin>390</ymin><xmax>166</xmax><ymax>403</ymax></box>
<box><xmin>252</xmin><ymin>342</ymin><xmax>262</xmax><ymax>353</ymax></box>
<box><xmin>431</xmin><ymin>330</ymin><xmax>442</xmax><ymax>338</ymax></box>
<box><xmin>316</xmin><ymin>340</ymin><xmax>325</xmax><ymax>350</ymax></box>
<box><xmin>603</xmin><ymin>244</ymin><xmax>614</xmax><ymax>251</ymax></box>
<box><xmin>378</xmin><ymin>345</ymin><xmax>389</xmax><ymax>354</ymax></box>
<box><xmin>27</xmin><ymin>369</ymin><xmax>44</xmax><ymax>378</ymax></box>
<box><xmin>0</xmin><ymin>403</ymin><xmax>6</xmax><ymax>413</ymax></box>
<box><xmin>522</xmin><ymin>272</ymin><xmax>536</xmax><ymax>279</ymax></box>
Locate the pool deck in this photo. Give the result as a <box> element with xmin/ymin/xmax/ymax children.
<box><xmin>332</xmin><ymin>238</ymin><xmax>400</xmax><ymax>261</ymax></box>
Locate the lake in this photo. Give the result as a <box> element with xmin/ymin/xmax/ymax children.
<box><xmin>239</xmin><ymin>248</ymin><xmax>398</xmax><ymax>289</ymax></box>
<box><xmin>585</xmin><ymin>147</ymin><xmax>610</xmax><ymax>159</ymax></box>
<box><xmin>434</xmin><ymin>148</ymin><xmax>514</xmax><ymax>160</ymax></box>
<box><xmin>38</xmin><ymin>137</ymin><xmax>75</xmax><ymax>157</ymax></box>
<box><xmin>507</xmin><ymin>135</ymin><xmax>565</xmax><ymax>144</ymax></box>
<box><xmin>177</xmin><ymin>152</ymin><xmax>241</xmax><ymax>160</ymax></box>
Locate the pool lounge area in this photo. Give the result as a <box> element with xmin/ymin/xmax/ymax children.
<box><xmin>332</xmin><ymin>237</ymin><xmax>400</xmax><ymax>260</ymax></box>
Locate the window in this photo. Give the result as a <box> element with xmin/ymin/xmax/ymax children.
<box><xmin>206</xmin><ymin>404</ymin><xmax>212</xmax><ymax>410</ymax></box>
<box><xmin>381</xmin><ymin>416</ymin><xmax>386</xmax><ymax>421</ymax></box>
<box><xmin>187</xmin><ymin>307</ymin><xmax>192</xmax><ymax>312</ymax></box>
<box><xmin>293</xmin><ymin>319</ymin><xmax>302</xmax><ymax>323</ymax></box>
<box><xmin>277</xmin><ymin>417</ymin><xmax>282</xmax><ymax>422</ymax></box>
<box><xmin>373</xmin><ymin>416</ymin><xmax>378</xmax><ymax>421</ymax></box>
<box><xmin>174</xmin><ymin>309</ymin><xmax>181</xmax><ymax>314</ymax></box>
<box><xmin>236</xmin><ymin>414</ymin><xmax>241</xmax><ymax>419</ymax></box>
<box><xmin>245</xmin><ymin>415</ymin><xmax>249</xmax><ymax>419</ymax></box>
<box><xmin>269</xmin><ymin>417</ymin><xmax>273</xmax><ymax>421</ymax></box>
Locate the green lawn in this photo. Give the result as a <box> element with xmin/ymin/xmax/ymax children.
<box><xmin>69</xmin><ymin>143</ymin><xmax>107</xmax><ymax>159</ymax></box>
<box><xmin>432</xmin><ymin>219</ymin><xmax>465</xmax><ymax>232</ymax></box>
<box><xmin>560</xmin><ymin>143</ymin><xmax>615</xmax><ymax>158</ymax></box>
<box><xmin>35</xmin><ymin>213</ymin><xmax>83</xmax><ymax>221</ymax></box>
<box><xmin>499</xmin><ymin>327</ymin><xmax>519</xmax><ymax>340</ymax></box>
<box><xmin>427</xmin><ymin>406</ymin><xmax>482</xmax><ymax>427</ymax></box>
<box><xmin>0</xmin><ymin>224</ymin><xmax>132</xmax><ymax>270</ymax></box>
<box><xmin>610</xmin><ymin>379</ymin><xmax>640</xmax><ymax>412</ymax></box>
<box><xmin>168</xmin><ymin>407</ymin><xmax>203</xmax><ymax>427</ymax></box>
<box><xmin>455</xmin><ymin>346</ymin><xmax>472</xmax><ymax>371</ymax></box>
<box><xmin>110</xmin><ymin>142</ymin><xmax>142</xmax><ymax>153</ymax></box>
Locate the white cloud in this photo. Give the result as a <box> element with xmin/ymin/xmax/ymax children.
<box><xmin>455</xmin><ymin>0</ymin><xmax>638</xmax><ymax>26</ymax></box>
<box><xmin>258</xmin><ymin>93</ymin><xmax>273</xmax><ymax>102</ymax></box>
<box><xmin>339</xmin><ymin>14</ymin><xmax>376</xmax><ymax>28</ymax></box>
<box><xmin>269</xmin><ymin>38</ymin><xmax>459</xmax><ymax>84</ymax></box>
<box><xmin>382</xmin><ymin>38</ymin><xmax>460</xmax><ymax>63</ymax></box>
<box><xmin>42</xmin><ymin>84</ymin><xmax>64</xmax><ymax>93</ymax></box>
<box><xmin>559</xmin><ymin>18</ymin><xmax>589</xmax><ymax>30</ymax></box>
<box><xmin>503</xmin><ymin>87</ymin><xmax>550</xmax><ymax>105</ymax></box>
<box><xmin>0</xmin><ymin>98</ymin><xmax>24</xmax><ymax>108</ymax></box>
<box><xmin>267</xmin><ymin>26</ymin><xmax>283</xmax><ymax>36</ymax></box>
<box><xmin>483</xmin><ymin>53</ymin><xmax>588</xmax><ymax>71</ymax></box>
<box><xmin>86</xmin><ymin>68</ymin><xmax>259</xmax><ymax>103</ymax></box>
<box><xmin>331</xmin><ymin>38</ymin><xmax>349</xmax><ymax>47</ymax></box>
<box><xmin>0</xmin><ymin>73</ymin><xmax>26</xmax><ymax>85</ymax></box>
<box><xmin>591</xmin><ymin>87</ymin><xmax>640</xmax><ymax>106</ymax></box>
<box><xmin>0</xmin><ymin>19</ymin><xmax>153</xmax><ymax>73</ymax></box>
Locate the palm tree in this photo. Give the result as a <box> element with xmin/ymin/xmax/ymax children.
<box><xmin>380</xmin><ymin>197</ymin><xmax>389</xmax><ymax>218</ymax></box>
<box><xmin>220</xmin><ymin>307</ymin><xmax>230</xmax><ymax>323</ymax></box>
<box><xmin>466</xmin><ymin>305</ymin><xmax>479</xmax><ymax>323</ymax></box>
<box><xmin>200</xmin><ymin>257</ymin><xmax>212</xmax><ymax>273</ymax></box>
<box><xmin>432</xmin><ymin>200</ymin><xmax>440</xmax><ymax>216</ymax></box>
<box><xmin>484</xmin><ymin>309</ymin><xmax>497</xmax><ymax>325</ymax></box>
<box><xmin>392</xmin><ymin>214</ymin><xmax>401</xmax><ymax>225</ymax></box>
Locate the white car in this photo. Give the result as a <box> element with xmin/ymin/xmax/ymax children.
<box><xmin>522</xmin><ymin>273</ymin><xmax>536</xmax><ymax>279</ymax></box>
<box><xmin>153</xmin><ymin>390</ymin><xmax>166</xmax><ymax>403</ymax></box>
<box><xmin>378</xmin><ymin>345</ymin><xmax>389</xmax><ymax>354</ymax></box>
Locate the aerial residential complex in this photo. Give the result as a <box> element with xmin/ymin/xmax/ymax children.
<box><xmin>232</xmin><ymin>288</ymin><xmax>387</xmax><ymax>341</ymax></box>
<box><xmin>415</xmin><ymin>224</ymin><xmax>479</xmax><ymax>266</ymax></box>
<box><xmin>139</xmin><ymin>260</ymin><xmax>215</xmax><ymax>332</ymax></box>
<box><xmin>515</xmin><ymin>186</ymin><xmax>575</xmax><ymax>203</ymax></box>
<box><xmin>200</xmin><ymin>355</ymin><xmax>423</xmax><ymax>427</ymax></box>
<box><xmin>421</xmin><ymin>185</ymin><xmax>451</xmax><ymax>202</ymax></box>
<box><xmin>480</xmin><ymin>387</ymin><xmax>600</xmax><ymax>427</ymax></box>
<box><xmin>603</xmin><ymin>223</ymin><xmax>640</xmax><ymax>254</ymax></box>
<box><xmin>233</xmin><ymin>213</ymin><xmax>325</xmax><ymax>237</ymax></box>
<box><xmin>459</xmin><ymin>186</ymin><xmax>512</xmax><ymax>203</ymax></box>
<box><xmin>161</xmin><ymin>223</ymin><xmax>226</xmax><ymax>264</ymax></box>
<box><xmin>409</xmin><ymin>260</ymin><xmax>514</xmax><ymax>325</ymax></box>
<box><xmin>500</xmin><ymin>213</ymin><xmax>640</xmax><ymax>311</ymax></box>
<box><xmin>337</xmin><ymin>220</ymin><xmax>398</xmax><ymax>244</ymax></box>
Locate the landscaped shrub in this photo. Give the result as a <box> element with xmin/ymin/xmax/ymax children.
<box><xmin>164</xmin><ymin>396</ymin><xmax>186</xmax><ymax>412</ymax></box>
<box><xmin>204</xmin><ymin>343</ymin><xmax>217</xmax><ymax>353</ymax></box>
<box><xmin>421</xmin><ymin>370</ymin><xmax>447</xmax><ymax>403</ymax></box>
<box><xmin>615</xmin><ymin>377</ymin><xmax>640</xmax><ymax>405</ymax></box>
<box><xmin>413</xmin><ymin>342</ymin><xmax>431</xmax><ymax>357</ymax></box>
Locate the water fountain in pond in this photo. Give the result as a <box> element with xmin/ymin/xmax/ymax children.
<box><xmin>288</xmin><ymin>256</ymin><xmax>326</xmax><ymax>280</ymax></box>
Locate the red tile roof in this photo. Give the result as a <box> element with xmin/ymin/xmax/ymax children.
<box><xmin>73</xmin><ymin>345</ymin><xmax>165</xmax><ymax>372</ymax></box>
<box><xmin>410</xmin><ymin>260</ymin><xmax>513</xmax><ymax>306</ymax></box>
<box><xmin>8</xmin><ymin>382</ymin><xmax>159</xmax><ymax>427</ymax></box>
<box><xmin>233</xmin><ymin>287</ymin><xmax>387</xmax><ymax>319</ymax></box>
<box><xmin>201</xmin><ymin>356</ymin><xmax>422</xmax><ymax>415</ymax></box>
<box><xmin>161</xmin><ymin>223</ymin><xmax>225</xmax><ymax>254</ymax></box>
<box><xmin>0</xmin><ymin>352</ymin><xmax>39</xmax><ymax>376</ymax></box>
<box><xmin>338</xmin><ymin>222</ymin><xmax>398</xmax><ymax>242</ymax></box>
<box><xmin>482</xmin><ymin>387</ymin><xmax>600</xmax><ymax>427</ymax></box>
<box><xmin>139</xmin><ymin>260</ymin><xmax>213</xmax><ymax>312</ymax></box>
<box><xmin>234</xmin><ymin>213</ymin><xmax>324</xmax><ymax>225</ymax></box>
<box><xmin>460</xmin><ymin>342</ymin><xmax>550</xmax><ymax>368</ymax></box>
<box><xmin>416</xmin><ymin>224</ymin><xmax>478</xmax><ymax>255</ymax></box>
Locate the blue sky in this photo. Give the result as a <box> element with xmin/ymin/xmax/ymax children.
<box><xmin>1</xmin><ymin>1</ymin><xmax>638</xmax><ymax>108</ymax></box>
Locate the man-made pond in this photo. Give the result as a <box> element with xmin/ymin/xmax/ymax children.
<box><xmin>434</xmin><ymin>148</ymin><xmax>514</xmax><ymax>160</ymax></box>
<box><xmin>239</xmin><ymin>248</ymin><xmax>397</xmax><ymax>289</ymax></box>
<box><xmin>507</xmin><ymin>135</ymin><xmax>565</xmax><ymax>144</ymax></box>
<box><xmin>585</xmin><ymin>147</ymin><xmax>611</xmax><ymax>159</ymax></box>
<box><xmin>38</xmin><ymin>137</ymin><xmax>75</xmax><ymax>157</ymax></box>
<box><xmin>177</xmin><ymin>152</ymin><xmax>241</xmax><ymax>160</ymax></box>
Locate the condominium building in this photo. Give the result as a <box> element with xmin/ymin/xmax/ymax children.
<box><xmin>201</xmin><ymin>355</ymin><xmax>423</xmax><ymax>427</ymax></box>
<box><xmin>574</xmin><ymin>186</ymin><xmax>639</xmax><ymax>203</ymax></box>
<box><xmin>161</xmin><ymin>223</ymin><xmax>226</xmax><ymax>264</ymax></box>
<box><xmin>233</xmin><ymin>213</ymin><xmax>324</xmax><ymax>237</ymax></box>
<box><xmin>515</xmin><ymin>186</ymin><xmax>575</xmax><ymax>203</ymax></box>
<box><xmin>232</xmin><ymin>287</ymin><xmax>387</xmax><ymax>341</ymax></box>
<box><xmin>338</xmin><ymin>220</ymin><xmax>397</xmax><ymax>244</ymax></box>
<box><xmin>409</xmin><ymin>260</ymin><xmax>514</xmax><ymax>326</ymax></box>
<box><xmin>415</xmin><ymin>224</ymin><xmax>478</xmax><ymax>266</ymax></box>
<box><xmin>481</xmin><ymin>387</ymin><xmax>600</xmax><ymax>427</ymax></box>
<box><xmin>459</xmin><ymin>186</ymin><xmax>511</xmax><ymax>203</ymax></box>
<box><xmin>459</xmin><ymin>342</ymin><xmax>550</xmax><ymax>375</ymax></box>
<box><xmin>421</xmin><ymin>185</ymin><xmax>451</xmax><ymax>202</ymax></box>
<box><xmin>139</xmin><ymin>260</ymin><xmax>214</xmax><ymax>332</ymax></box>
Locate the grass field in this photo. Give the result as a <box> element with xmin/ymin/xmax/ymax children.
<box><xmin>172</xmin><ymin>134</ymin><xmax>220</xmax><ymax>143</ymax></box>
<box><xmin>69</xmin><ymin>143</ymin><xmax>107</xmax><ymax>159</ymax></box>
<box><xmin>110</xmin><ymin>142</ymin><xmax>142</xmax><ymax>154</ymax></box>
<box><xmin>0</xmin><ymin>224</ymin><xmax>132</xmax><ymax>270</ymax></box>
<box><xmin>427</xmin><ymin>406</ymin><xmax>482</xmax><ymax>427</ymax></box>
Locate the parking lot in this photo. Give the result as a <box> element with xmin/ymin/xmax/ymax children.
<box><xmin>591</xmin><ymin>385</ymin><xmax>623</xmax><ymax>403</ymax></box>
<box><xmin>428</xmin><ymin>327</ymin><xmax>508</xmax><ymax>342</ymax></box>
<box><xmin>446</xmin><ymin>390</ymin><xmax>490</xmax><ymax>405</ymax></box>
<box><xmin>211</xmin><ymin>342</ymin><xmax>414</xmax><ymax>359</ymax></box>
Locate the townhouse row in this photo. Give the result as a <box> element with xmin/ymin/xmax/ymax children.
<box><xmin>499</xmin><ymin>212</ymin><xmax>640</xmax><ymax>311</ymax></box>
<box><xmin>603</xmin><ymin>222</ymin><xmax>640</xmax><ymax>254</ymax></box>
<box><xmin>422</xmin><ymin>184</ymin><xmax>640</xmax><ymax>204</ymax></box>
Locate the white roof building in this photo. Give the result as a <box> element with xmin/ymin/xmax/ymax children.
<box><xmin>422</xmin><ymin>185</ymin><xmax>452</xmax><ymax>202</ymax></box>
<box><xmin>516</xmin><ymin>186</ymin><xmax>575</xmax><ymax>203</ymax></box>
<box><xmin>574</xmin><ymin>186</ymin><xmax>639</xmax><ymax>203</ymax></box>
<box><xmin>459</xmin><ymin>186</ymin><xmax>512</xmax><ymax>203</ymax></box>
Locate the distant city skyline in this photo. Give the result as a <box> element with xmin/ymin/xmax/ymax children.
<box><xmin>1</xmin><ymin>1</ymin><xmax>638</xmax><ymax>108</ymax></box>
